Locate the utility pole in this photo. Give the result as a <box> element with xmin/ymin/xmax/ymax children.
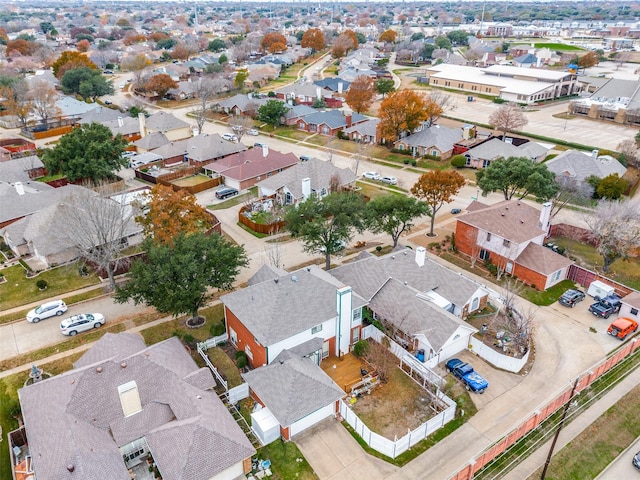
<box><xmin>540</xmin><ymin>377</ymin><xmax>580</xmax><ymax>480</ymax></box>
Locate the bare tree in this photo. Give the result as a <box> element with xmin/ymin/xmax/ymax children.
<box><xmin>0</xmin><ymin>79</ymin><xmax>32</xmax><ymax>128</ymax></box>
<box><xmin>496</xmin><ymin>302</ymin><xmax>536</xmax><ymax>356</ymax></box>
<box><xmin>489</xmin><ymin>103</ymin><xmax>528</xmax><ymax>139</ymax></box>
<box><xmin>121</xmin><ymin>54</ymin><xmax>151</xmax><ymax>89</ymax></box>
<box><xmin>228</xmin><ymin>114</ymin><xmax>254</xmax><ymax>142</ymax></box>
<box><xmin>191</xmin><ymin>78</ymin><xmax>219</xmax><ymax>134</ymax></box>
<box><xmin>265</xmin><ymin>236</ymin><xmax>284</xmax><ymax>269</ymax></box>
<box><xmin>64</xmin><ymin>184</ymin><xmax>139</xmax><ymax>290</ymax></box>
<box><xmin>550</xmin><ymin>175</ymin><xmax>594</xmax><ymax>217</ymax></box>
<box><xmin>617</xmin><ymin>139</ymin><xmax>640</xmax><ymax>169</ymax></box>
<box><xmin>29</xmin><ymin>79</ymin><xmax>60</xmax><ymax>127</ymax></box>
<box><xmin>583</xmin><ymin>198</ymin><xmax>640</xmax><ymax>273</ymax></box>
<box><xmin>364</xmin><ymin>336</ymin><xmax>395</xmax><ymax>384</ymax></box>
<box><xmin>494</xmin><ymin>242</ymin><xmax>517</xmax><ymax>281</ymax></box>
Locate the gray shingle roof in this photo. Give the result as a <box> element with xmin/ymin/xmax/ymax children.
<box><xmin>396</xmin><ymin>124</ymin><xmax>461</xmax><ymax>151</ymax></box>
<box><xmin>248</xmin><ymin>264</ymin><xmax>289</xmax><ymax>286</ymax></box>
<box><xmin>18</xmin><ymin>335</ymin><xmax>255</xmax><ymax>480</ymax></box>
<box><xmin>343</xmin><ymin>118</ymin><xmax>379</xmax><ymax>137</ymax></box>
<box><xmin>368</xmin><ymin>279</ymin><xmax>469</xmax><ymax>351</ymax></box>
<box><xmin>0</xmin><ymin>182</ymin><xmax>73</xmax><ymax>225</ymax></box>
<box><xmin>242</xmin><ymin>354</ymin><xmax>344</xmax><ymax>427</ymax></box>
<box><xmin>215</xmin><ymin>93</ymin><xmax>269</xmax><ymax>111</ymax></box>
<box><xmin>151</xmin><ymin>133</ymin><xmax>246</xmax><ymax>162</ymax></box>
<box><xmin>330</xmin><ymin>248</ymin><xmax>481</xmax><ymax>309</ymax></box>
<box><xmin>146</xmin><ymin>111</ymin><xmax>190</xmax><ymax>132</ymax></box>
<box><xmin>74</xmin><ymin>332</ymin><xmax>146</xmax><ymax>369</ymax></box>
<box><xmin>314</xmin><ymin>77</ymin><xmax>351</xmax><ymax>92</ymax></box>
<box><xmin>257</xmin><ymin>158</ymin><xmax>356</xmax><ymax>200</ymax></box>
<box><xmin>0</xmin><ymin>155</ymin><xmax>44</xmax><ymax>183</ymax></box>
<box><xmin>221</xmin><ymin>266</ymin><xmax>342</xmax><ymax>346</ymax></box>
<box><xmin>545</xmin><ymin>149</ymin><xmax>627</xmax><ymax>182</ymax></box>
<box><xmin>133</xmin><ymin>131</ymin><xmax>169</xmax><ymax>150</ymax></box>
<box><xmin>283</xmin><ymin>104</ymin><xmax>316</xmax><ymax>120</ymax></box>
<box><xmin>300</xmin><ymin>110</ymin><xmax>367</xmax><ymax>129</ymax></box>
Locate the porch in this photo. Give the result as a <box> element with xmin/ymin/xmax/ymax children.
<box><xmin>321</xmin><ymin>353</ymin><xmax>370</xmax><ymax>394</ymax></box>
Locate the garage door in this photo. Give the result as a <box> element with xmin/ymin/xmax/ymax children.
<box><xmin>439</xmin><ymin>331</ymin><xmax>471</xmax><ymax>363</ymax></box>
<box><xmin>290</xmin><ymin>403</ymin><xmax>334</xmax><ymax>437</ymax></box>
<box><xmin>223</xmin><ymin>178</ymin><xmax>240</xmax><ymax>190</ymax></box>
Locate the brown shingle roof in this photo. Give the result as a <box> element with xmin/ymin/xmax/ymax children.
<box><xmin>515</xmin><ymin>242</ymin><xmax>573</xmax><ymax>274</ymax></box>
<box><xmin>202</xmin><ymin>148</ymin><xmax>299</xmax><ymax>182</ymax></box>
<box><xmin>456</xmin><ymin>200</ymin><xmax>545</xmax><ymax>244</ymax></box>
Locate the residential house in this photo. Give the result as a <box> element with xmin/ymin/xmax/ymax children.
<box><xmin>463</xmin><ymin>137</ymin><xmax>548</xmax><ymax>169</ymax></box>
<box><xmin>338</xmin><ymin>66</ymin><xmax>378</xmax><ymax>83</ymax></box>
<box><xmin>0</xmin><ymin>138</ymin><xmax>36</xmax><ymax>161</ymax></box>
<box><xmin>544</xmin><ymin>149</ymin><xmax>627</xmax><ymax>186</ymax></box>
<box><xmin>133</xmin><ymin>131</ymin><xmax>170</xmax><ymax>153</ymax></box>
<box><xmin>394</xmin><ymin>124</ymin><xmax>462</xmax><ymax>159</ymax></box>
<box><xmin>11</xmin><ymin>333</ymin><xmax>256</xmax><ymax>480</ymax></box>
<box><xmin>283</xmin><ymin>104</ymin><xmax>316</xmax><ymax>126</ymax></box>
<box><xmin>245</xmin><ymin>64</ymin><xmax>281</xmax><ymax>88</ymax></box>
<box><xmin>101</xmin><ymin>116</ymin><xmax>142</xmax><ymax>141</ymax></box>
<box><xmin>166</xmin><ymin>80</ymin><xmax>200</xmax><ymax>100</ymax></box>
<box><xmin>213</xmin><ymin>93</ymin><xmax>269</xmax><ymax>116</ymax></box>
<box><xmin>142</xmin><ymin>111</ymin><xmax>191</xmax><ymax>141</ymax></box>
<box><xmin>151</xmin><ymin>133</ymin><xmax>247</xmax><ymax>166</ymax></box>
<box><xmin>78</xmin><ymin>106</ymin><xmax>124</xmax><ymax>125</ymax></box>
<box><xmin>296</xmin><ymin>110</ymin><xmax>367</xmax><ymax>136</ymax></box>
<box><xmin>54</xmin><ymin>96</ymin><xmax>99</xmax><ymax>121</ymax></box>
<box><xmin>513</xmin><ymin>53</ymin><xmax>539</xmax><ymax>68</ymax></box>
<box><xmin>275</xmin><ymin>83</ymin><xmax>340</xmax><ymax>107</ymax></box>
<box><xmin>2</xmin><ymin>188</ymin><xmax>143</xmax><ymax>269</ymax></box>
<box><xmin>256</xmin><ymin>157</ymin><xmax>357</xmax><ymax>205</ymax></box>
<box><xmin>221</xmin><ymin>264</ymin><xmax>368</xmax><ymax>368</ymax></box>
<box><xmin>0</xmin><ymin>155</ymin><xmax>45</xmax><ymax>182</ymax></box>
<box><xmin>342</xmin><ymin>118</ymin><xmax>380</xmax><ymax>144</ymax></box>
<box><xmin>619</xmin><ymin>291</ymin><xmax>640</xmax><ymax>321</ymax></box>
<box><xmin>314</xmin><ymin>77</ymin><xmax>351</xmax><ymax>94</ymax></box>
<box><xmin>0</xmin><ymin>182</ymin><xmax>76</xmax><ymax>229</ymax></box>
<box><xmin>454</xmin><ymin>200</ymin><xmax>573</xmax><ymax>290</ymax></box>
<box><xmin>242</xmin><ymin>349</ymin><xmax>344</xmax><ymax>442</ymax></box>
<box><xmin>202</xmin><ymin>146</ymin><xmax>299</xmax><ymax>190</ymax></box>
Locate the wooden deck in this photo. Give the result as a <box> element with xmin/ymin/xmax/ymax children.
<box><xmin>321</xmin><ymin>353</ymin><xmax>368</xmax><ymax>393</ymax></box>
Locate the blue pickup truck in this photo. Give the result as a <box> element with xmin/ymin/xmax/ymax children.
<box><xmin>445</xmin><ymin>358</ymin><xmax>489</xmax><ymax>394</ymax></box>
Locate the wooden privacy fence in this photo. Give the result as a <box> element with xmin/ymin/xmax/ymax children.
<box><xmin>238</xmin><ymin>205</ymin><xmax>284</xmax><ymax>235</ymax></box>
<box><xmin>566</xmin><ymin>264</ymin><xmax>634</xmax><ymax>297</ymax></box>
<box><xmin>447</xmin><ymin>337</ymin><xmax>640</xmax><ymax>480</ymax></box>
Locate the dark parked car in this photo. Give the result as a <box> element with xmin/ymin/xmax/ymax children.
<box><xmin>588</xmin><ymin>293</ymin><xmax>622</xmax><ymax>319</ymax></box>
<box><xmin>558</xmin><ymin>289</ymin><xmax>585</xmax><ymax>308</ymax></box>
<box><xmin>633</xmin><ymin>450</ymin><xmax>640</xmax><ymax>470</ymax></box>
<box><xmin>215</xmin><ymin>187</ymin><xmax>239</xmax><ymax>200</ymax></box>
<box><xmin>451</xmin><ymin>208</ymin><xmax>461</xmax><ymax>214</ymax></box>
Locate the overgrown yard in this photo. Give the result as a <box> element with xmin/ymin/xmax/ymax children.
<box><xmin>171</xmin><ymin>174</ymin><xmax>212</xmax><ymax>187</ymax></box>
<box><xmin>351</xmin><ymin>366</ymin><xmax>443</xmax><ymax>439</ymax></box>
<box><xmin>549</xmin><ymin>236</ymin><xmax>640</xmax><ymax>290</ymax></box>
<box><xmin>0</xmin><ymin>261</ymin><xmax>100</xmax><ymax>311</ymax></box>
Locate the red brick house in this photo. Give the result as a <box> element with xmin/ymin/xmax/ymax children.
<box><xmin>296</xmin><ymin>110</ymin><xmax>368</xmax><ymax>137</ymax></box>
<box><xmin>454</xmin><ymin>200</ymin><xmax>573</xmax><ymax>290</ymax></box>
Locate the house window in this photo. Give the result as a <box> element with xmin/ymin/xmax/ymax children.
<box><xmin>471</xmin><ymin>297</ymin><xmax>479</xmax><ymax>311</ymax></box>
<box><xmin>482</xmin><ymin>159</ymin><xmax>491</xmax><ymax>168</ymax></box>
<box><xmin>503</xmin><ymin>239</ymin><xmax>511</xmax><ymax>247</ymax></box>
<box><xmin>298</xmin><ymin>121</ymin><xmax>305</xmax><ymax>129</ymax></box>
<box><xmin>312</xmin><ymin>324</ymin><xmax>323</xmax><ymax>334</ymax></box>
<box><xmin>229</xmin><ymin>327</ymin><xmax>237</xmax><ymax>346</ymax></box>
<box><xmin>551</xmin><ymin>269</ymin><xmax>562</xmax><ymax>282</ymax></box>
<box><xmin>322</xmin><ymin>340</ymin><xmax>330</xmax><ymax>358</ymax></box>
<box><xmin>245</xmin><ymin>345</ymin><xmax>253</xmax><ymax>360</ymax></box>
<box><xmin>351</xmin><ymin>328</ymin><xmax>360</xmax><ymax>343</ymax></box>
<box><xmin>506</xmin><ymin>261</ymin><xmax>513</xmax><ymax>274</ymax></box>
<box><xmin>320</xmin><ymin>187</ymin><xmax>327</xmax><ymax>196</ymax></box>
<box><xmin>479</xmin><ymin>249</ymin><xmax>490</xmax><ymax>260</ymax></box>
<box><xmin>431</xmin><ymin>149</ymin><xmax>438</xmax><ymax>157</ymax></box>
<box><xmin>352</xmin><ymin>308</ymin><xmax>362</xmax><ymax>322</ymax></box>
<box><xmin>631</xmin><ymin>308</ymin><xmax>638</xmax><ymax>316</ymax></box>
<box><xmin>486</xmin><ymin>233</ymin><xmax>492</xmax><ymax>241</ymax></box>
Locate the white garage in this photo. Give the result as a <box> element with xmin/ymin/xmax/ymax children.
<box><xmin>290</xmin><ymin>403</ymin><xmax>335</xmax><ymax>437</ymax></box>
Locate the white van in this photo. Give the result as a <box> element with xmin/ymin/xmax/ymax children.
<box><xmin>587</xmin><ymin>280</ymin><xmax>615</xmax><ymax>299</ymax></box>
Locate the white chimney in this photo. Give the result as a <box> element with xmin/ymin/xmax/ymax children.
<box><xmin>301</xmin><ymin>177</ymin><xmax>311</xmax><ymax>199</ymax></box>
<box><xmin>118</xmin><ymin>380</ymin><xmax>142</xmax><ymax>417</ymax></box>
<box><xmin>316</xmin><ymin>86</ymin><xmax>322</xmax><ymax>100</ymax></box>
<box><xmin>262</xmin><ymin>144</ymin><xmax>269</xmax><ymax>158</ymax></box>
<box><xmin>415</xmin><ymin>246</ymin><xmax>426</xmax><ymax>267</ymax></box>
<box><xmin>592</xmin><ymin>149</ymin><xmax>599</xmax><ymax>159</ymax></box>
<box><xmin>539</xmin><ymin>202</ymin><xmax>552</xmax><ymax>234</ymax></box>
<box><xmin>336</xmin><ymin>286</ymin><xmax>353</xmax><ymax>357</ymax></box>
<box><xmin>138</xmin><ymin>112</ymin><xmax>146</xmax><ymax>138</ymax></box>
<box><xmin>117</xmin><ymin>116</ymin><xmax>124</xmax><ymax>128</ymax></box>
<box><xmin>14</xmin><ymin>182</ymin><xmax>25</xmax><ymax>195</ymax></box>
<box><xmin>462</xmin><ymin>126</ymin><xmax>470</xmax><ymax>140</ymax></box>
<box><xmin>338</xmin><ymin>81</ymin><xmax>343</xmax><ymax>94</ymax></box>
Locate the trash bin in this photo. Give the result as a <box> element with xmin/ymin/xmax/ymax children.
<box><xmin>480</xmin><ymin>324</ymin><xmax>488</xmax><ymax>334</ymax></box>
<box><xmin>467</xmin><ymin>96</ymin><xmax>474</xmax><ymax>102</ymax></box>
<box><xmin>415</xmin><ymin>349</ymin><xmax>425</xmax><ymax>362</ymax></box>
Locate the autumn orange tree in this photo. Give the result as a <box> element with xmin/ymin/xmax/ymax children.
<box><xmin>577</xmin><ymin>50</ymin><xmax>599</xmax><ymax>70</ymax></box>
<box><xmin>424</xmin><ymin>96</ymin><xmax>444</xmax><ymax>127</ymax></box>
<box><xmin>145</xmin><ymin>74</ymin><xmax>178</xmax><ymax>98</ymax></box>
<box><xmin>411</xmin><ymin>170</ymin><xmax>466</xmax><ymax>237</ymax></box>
<box><xmin>52</xmin><ymin>51</ymin><xmax>97</xmax><ymax>79</ymax></box>
<box><xmin>261</xmin><ymin>32</ymin><xmax>287</xmax><ymax>53</ymax></box>
<box><xmin>6</xmin><ymin>39</ymin><xmax>39</xmax><ymax>56</ymax></box>
<box><xmin>76</xmin><ymin>39</ymin><xmax>90</xmax><ymax>52</ymax></box>
<box><xmin>137</xmin><ymin>184</ymin><xmax>215</xmax><ymax>245</ymax></box>
<box><xmin>378</xmin><ymin>89</ymin><xmax>428</xmax><ymax>143</ymax></box>
<box><xmin>301</xmin><ymin>28</ymin><xmax>325</xmax><ymax>53</ymax></box>
<box><xmin>378</xmin><ymin>29</ymin><xmax>397</xmax><ymax>43</ymax></box>
<box><xmin>344</xmin><ymin>75</ymin><xmax>375</xmax><ymax>113</ymax></box>
<box><xmin>331</xmin><ymin>30</ymin><xmax>358</xmax><ymax>58</ymax></box>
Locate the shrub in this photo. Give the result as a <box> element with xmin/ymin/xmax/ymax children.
<box><xmin>236</xmin><ymin>352</ymin><xmax>248</xmax><ymax>369</ymax></box>
<box><xmin>267</xmin><ymin>91</ymin><xmax>276</xmax><ymax>97</ymax></box>
<box><xmin>209</xmin><ymin>321</ymin><xmax>226</xmax><ymax>337</ymax></box>
<box><xmin>450</xmin><ymin>154</ymin><xmax>467</xmax><ymax>168</ymax></box>
<box><xmin>410</xmin><ymin>159</ymin><xmax>417</xmax><ymax>166</ymax></box>
<box><xmin>36</xmin><ymin>279</ymin><xmax>48</xmax><ymax>290</ymax></box>
<box><xmin>493</xmin><ymin>97</ymin><xmax>507</xmax><ymax>104</ymax></box>
<box><xmin>375</xmin><ymin>246</ymin><xmax>382</xmax><ymax>252</ymax></box>
<box><xmin>235</xmin><ymin>350</ymin><xmax>245</xmax><ymax>360</ymax></box>
<box><xmin>353</xmin><ymin>340</ymin><xmax>369</xmax><ymax>357</ymax></box>
<box><xmin>403</xmin><ymin>158</ymin><xmax>410</xmax><ymax>164</ymax></box>
<box><xmin>390</xmin><ymin>148</ymin><xmax>412</xmax><ymax>156</ymax></box>
<box><xmin>183</xmin><ymin>334</ymin><xmax>195</xmax><ymax>346</ymax></box>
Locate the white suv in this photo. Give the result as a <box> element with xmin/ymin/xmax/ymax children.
<box><xmin>221</xmin><ymin>133</ymin><xmax>238</xmax><ymax>142</ymax></box>
<box><xmin>60</xmin><ymin>313</ymin><xmax>105</xmax><ymax>336</ymax></box>
<box><xmin>27</xmin><ymin>300</ymin><xmax>67</xmax><ymax>323</ymax></box>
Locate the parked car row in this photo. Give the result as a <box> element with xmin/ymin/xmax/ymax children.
<box><xmin>360</xmin><ymin>171</ymin><xmax>398</xmax><ymax>185</ymax></box>
<box><xmin>26</xmin><ymin>300</ymin><xmax>106</xmax><ymax>336</ymax></box>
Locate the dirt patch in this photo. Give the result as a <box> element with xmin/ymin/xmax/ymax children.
<box><xmin>350</xmin><ymin>366</ymin><xmax>438</xmax><ymax>439</ymax></box>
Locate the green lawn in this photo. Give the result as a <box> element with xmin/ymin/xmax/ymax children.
<box><xmin>258</xmin><ymin>440</ymin><xmax>318</xmax><ymax>480</ymax></box>
<box><xmin>0</xmin><ymin>262</ymin><xmax>100</xmax><ymax>311</ymax></box>
<box><xmin>549</xmin><ymin>237</ymin><xmax>640</xmax><ymax>291</ymax></box>
<box><xmin>532</xmin><ymin>42</ymin><xmax>583</xmax><ymax>51</ymax></box>
<box><xmin>356</xmin><ymin>181</ymin><xmax>404</xmax><ymax>200</ymax></box>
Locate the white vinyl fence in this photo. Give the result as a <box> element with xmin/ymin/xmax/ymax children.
<box><xmin>468</xmin><ymin>336</ymin><xmax>529</xmax><ymax>373</ymax></box>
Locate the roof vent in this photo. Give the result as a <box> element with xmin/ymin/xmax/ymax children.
<box><xmin>306</xmin><ymin>267</ymin><xmax>311</xmax><ymax>272</ymax></box>
<box><xmin>501</xmin><ymin>213</ymin><xmax>505</xmax><ymax>216</ymax></box>
<box><xmin>96</xmin><ymin>367</ymin><xmax>103</xmax><ymax>373</ymax></box>
<box><xmin>520</xmin><ymin>219</ymin><xmax>524</xmax><ymax>224</ymax></box>
<box><xmin>67</xmin><ymin>465</ymin><xmax>75</xmax><ymax>472</ymax></box>
<box><xmin>291</xmin><ymin>275</ymin><xmax>298</xmax><ymax>282</ymax></box>
<box><xmin>505</xmin><ymin>207</ymin><xmax>509</xmax><ymax>210</ymax></box>
<box><xmin>392</xmin><ymin>256</ymin><xmax>395</xmax><ymax>259</ymax></box>
<box><xmin>280</xmin><ymin>359</ymin><xmax>284</xmax><ymax>364</ymax></box>
<box><xmin>274</xmin><ymin>278</ymin><xmax>279</xmax><ymax>284</ymax></box>
<box><xmin>196</xmin><ymin>395</ymin><xmax>202</xmax><ymax>399</ymax></box>
<box><xmin>120</xmin><ymin>362</ymin><xmax>127</xmax><ymax>369</ymax></box>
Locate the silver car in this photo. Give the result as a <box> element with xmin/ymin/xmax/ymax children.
<box><xmin>380</xmin><ymin>176</ymin><xmax>398</xmax><ymax>185</ymax></box>
<box><xmin>60</xmin><ymin>313</ymin><xmax>105</xmax><ymax>336</ymax></box>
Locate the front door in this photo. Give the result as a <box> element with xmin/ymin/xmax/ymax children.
<box><xmin>322</xmin><ymin>340</ymin><xmax>330</xmax><ymax>359</ymax></box>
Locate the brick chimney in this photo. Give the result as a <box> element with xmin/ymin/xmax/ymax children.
<box><xmin>344</xmin><ymin>110</ymin><xmax>352</xmax><ymax>127</ymax></box>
